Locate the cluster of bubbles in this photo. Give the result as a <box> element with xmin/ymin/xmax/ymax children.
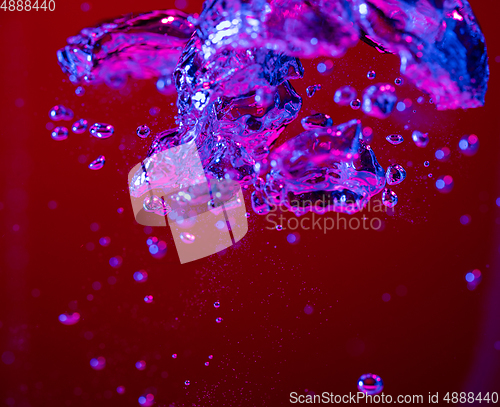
<box><xmin>146</xmin><ymin>236</ymin><xmax>167</xmax><ymax>258</ymax></box>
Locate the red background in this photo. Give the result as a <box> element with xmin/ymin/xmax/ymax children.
<box><xmin>1</xmin><ymin>0</ymin><xmax>500</xmax><ymax>405</ymax></box>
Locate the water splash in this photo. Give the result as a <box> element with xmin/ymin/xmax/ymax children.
<box><xmin>357</xmin><ymin>373</ymin><xmax>384</xmax><ymax>395</ymax></box>
<box><xmin>57</xmin><ymin>10</ymin><xmax>194</xmax><ymax>86</ymax></box>
<box><xmin>56</xmin><ymin>0</ymin><xmax>489</xmax><ymax>216</ymax></box>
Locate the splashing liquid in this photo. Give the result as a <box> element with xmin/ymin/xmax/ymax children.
<box><xmin>56</xmin><ymin>0</ymin><xmax>489</xmax><ymax>215</ymax></box>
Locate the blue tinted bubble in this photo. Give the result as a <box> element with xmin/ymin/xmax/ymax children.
<box><xmin>465</xmin><ymin>273</ymin><xmax>475</xmax><ymax>282</ymax></box>
<box><xmin>149</xmin><ymin>245</ymin><xmax>159</xmax><ymax>254</ymax></box>
<box><xmin>317</xmin><ymin>63</ymin><xmax>326</xmax><ymax>73</ymax></box>
<box><xmin>396</xmin><ymin>101</ymin><xmax>406</xmax><ymax>112</ymax></box>
<box><xmin>460</xmin><ymin>215</ymin><xmax>471</xmax><ymax>225</ymax></box>
<box><xmin>357</xmin><ymin>373</ymin><xmax>383</xmax><ymax>395</ymax></box>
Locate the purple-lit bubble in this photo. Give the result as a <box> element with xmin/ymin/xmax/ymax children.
<box><xmin>357</xmin><ymin>373</ymin><xmax>384</xmax><ymax>395</ymax></box>
<box><xmin>156</xmin><ymin>76</ymin><xmax>176</xmax><ymax>95</ymax></box>
<box><xmin>180</xmin><ymin>232</ymin><xmax>195</xmax><ymax>244</ymax></box>
<box><xmin>75</xmin><ymin>86</ymin><xmax>85</xmax><ymax>96</ymax></box>
<box><xmin>51</xmin><ymin>127</ymin><xmax>69</xmax><ymax>141</ymax></box>
<box><xmin>135</xmin><ymin>360</ymin><xmax>146</xmax><ymax>370</ymax></box>
<box><xmin>184</xmin><ymin>380</ymin><xmax>191</xmax><ymax>386</ymax></box>
<box><xmin>382</xmin><ymin>293</ymin><xmax>391</xmax><ymax>302</ymax></box>
<box><xmin>412</xmin><ymin>131</ymin><xmax>429</xmax><ymax>148</ymax></box>
<box><xmin>395</xmin><ymin>77</ymin><xmax>403</xmax><ymax>86</ymax></box>
<box><xmin>435</xmin><ymin>175</ymin><xmax>454</xmax><ymax>193</ymax></box>
<box><xmin>143</xmin><ymin>195</ymin><xmax>171</xmax><ymax>216</ymax></box>
<box><xmin>382</xmin><ymin>188</ymin><xmax>398</xmax><ymax>208</ymax></box>
<box><xmin>109</xmin><ymin>256</ymin><xmax>123</xmax><ymax>268</ymax></box>
<box><xmin>460</xmin><ymin>215</ymin><xmax>471</xmax><ymax>225</ymax></box>
<box><xmin>116</xmin><ymin>386</ymin><xmax>125</xmax><ymax>395</ymax></box>
<box><xmin>117</xmin><ymin>207</ymin><xmax>124</xmax><ymax>214</ymax></box>
<box><xmin>396</xmin><ymin>101</ymin><xmax>406</xmax><ymax>112</ymax></box>
<box><xmin>172</xmin><ymin>353</ymin><xmax>177</xmax><ymax>359</ymax></box>
<box><xmin>90</xmin><ymin>222</ymin><xmax>100</xmax><ymax>232</ymax></box>
<box><xmin>99</xmin><ymin>236</ymin><xmax>111</xmax><ymax>247</ymax></box>
<box><xmin>136</xmin><ymin>125</ymin><xmax>151</xmax><ymax>139</ymax></box>
<box><xmin>49</xmin><ymin>105</ymin><xmax>74</xmax><ymax>121</ymax></box>
<box><xmin>133</xmin><ymin>270</ymin><xmax>148</xmax><ymax>283</ymax></box>
<box><xmin>306</xmin><ymin>84</ymin><xmax>321</xmax><ymax>98</ymax></box>
<box><xmin>58</xmin><ymin>312</ymin><xmax>80</xmax><ymax>326</ymax></box>
<box><xmin>334</xmin><ymin>86</ymin><xmax>357</xmax><ymax>106</ymax></box>
<box><xmin>458</xmin><ymin>134</ymin><xmax>479</xmax><ymax>156</ymax></box>
<box><xmin>435</xmin><ymin>147</ymin><xmax>451</xmax><ymax>161</ymax></box>
<box><xmin>350</xmin><ymin>98</ymin><xmax>361</xmax><ymax>110</ymax></box>
<box><xmin>386</xmin><ymin>164</ymin><xmax>406</xmax><ymax>186</ymax></box>
<box><xmin>92</xmin><ymin>281</ymin><xmax>102</xmax><ymax>291</ymax></box>
<box><xmin>215</xmin><ymin>317</ymin><xmax>223</xmax><ymax>323</ymax></box>
<box><xmin>466</xmin><ymin>269</ymin><xmax>482</xmax><ymax>291</ymax></box>
<box><xmin>386</xmin><ymin>134</ymin><xmax>404</xmax><ymax>145</ymax></box>
<box><xmin>89</xmin><ymin>155</ymin><xmax>105</xmax><ymax>170</ymax></box>
<box><xmin>138</xmin><ymin>394</ymin><xmax>155</xmax><ymax>406</ymax></box>
<box><xmin>367</xmin><ymin>70</ymin><xmax>376</xmax><ymax>80</ymax></box>
<box><xmin>89</xmin><ymin>123</ymin><xmax>114</xmax><ymax>139</ymax></box>
<box><xmin>204</xmin><ymin>362</ymin><xmax>209</xmax><ymax>366</ymax></box>
<box><xmin>304</xmin><ymin>305</ymin><xmax>313</xmax><ymax>315</ymax></box>
<box><xmin>72</xmin><ymin>119</ymin><xmax>88</xmax><ymax>134</ymax></box>
<box><xmin>90</xmin><ymin>356</ymin><xmax>106</xmax><ymax>370</ymax></box>
<box><xmin>149</xmin><ymin>240</ymin><xmax>167</xmax><ymax>258</ymax></box>
<box><xmin>144</xmin><ymin>295</ymin><xmax>154</xmax><ymax>304</ymax></box>
<box><xmin>362</xmin><ymin>83</ymin><xmax>397</xmax><ymax>119</ymax></box>
<box><xmin>301</xmin><ymin>113</ymin><xmax>333</xmax><ymax>130</ymax></box>
<box><xmin>287</xmin><ymin>233</ymin><xmax>299</xmax><ymax>244</ymax></box>
<box><xmin>361</xmin><ymin>127</ymin><xmax>373</xmax><ymax>144</ymax></box>
<box><xmin>214</xmin><ymin>301</ymin><xmax>220</xmax><ymax>308</ymax></box>
<box><xmin>208</xmin><ymin>355</ymin><xmax>213</xmax><ymax>359</ymax></box>
<box><xmin>316</xmin><ymin>60</ymin><xmax>333</xmax><ymax>75</ymax></box>
<box><xmin>424</xmin><ymin>161</ymin><xmax>430</xmax><ymax>167</ymax></box>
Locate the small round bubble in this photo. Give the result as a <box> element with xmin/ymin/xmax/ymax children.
<box><xmin>350</xmin><ymin>99</ymin><xmax>361</xmax><ymax>110</ymax></box>
<box><xmin>357</xmin><ymin>373</ymin><xmax>384</xmax><ymax>395</ymax></box>
<box><xmin>136</xmin><ymin>125</ymin><xmax>151</xmax><ymax>139</ymax></box>
<box><xmin>51</xmin><ymin>127</ymin><xmax>68</xmax><ymax>141</ymax></box>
